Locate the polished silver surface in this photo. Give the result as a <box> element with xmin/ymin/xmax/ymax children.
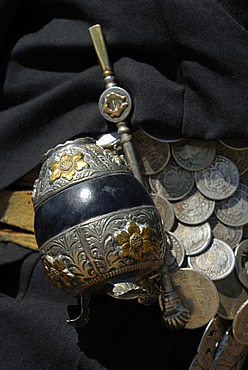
<box><xmin>235</xmin><ymin>240</ymin><xmax>248</xmax><ymax>290</ymax></box>
<box><xmin>233</xmin><ymin>299</ymin><xmax>248</xmax><ymax>345</ymax></box>
<box><xmin>32</xmin><ymin>139</ymin><xmax>131</xmax><ymax>208</ymax></box>
<box><xmin>172</xmin><ymin>187</ymin><xmax>215</xmax><ymax>225</ymax></box>
<box><xmin>149</xmin><ymin>159</ymin><xmax>194</xmax><ymax>201</ymax></box>
<box><xmin>161</xmin><ymin>268</ymin><xmax>219</xmax><ymax>329</ymax></box>
<box><xmin>131</xmin><ymin>129</ymin><xmax>170</xmax><ymax>175</ymax></box>
<box><xmin>195</xmin><ymin>155</ymin><xmax>239</xmax><ymax>200</ymax></box>
<box><xmin>174</xmin><ymin>222</ymin><xmax>211</xmax><ymax>256</ymax></box>
<box><xmin>171</xmin><ymin>139</ymin><xmax>216</xmax><ymax>171</ymax></box>
<box><xmin>151</xmin><ymin>193</ymin><xmax>175</xmax><ymax>231</ymax></box>
<box><xmin>215</xmin><ymin>270</ymin><xmax>248</xmax><ymax>320</ymax></box>
<box><xmin>99</xmin><ymin>86</ymin><xmax>132</xmax><ymax>123</ymax></box>
<box><xmin>216</xmin><ymin>141</ymin><xmax>248</xmax><ymax>175</ymax></box>
<box><xmin>166</xmin><ymin>231</ymin><xmax>185</xmax><ymax>273</ymax></box>
<box><xmin>209</xmin><ymin>216</ymin><xmax>242</xmax><ymax>249</ymax></box>
<box><xmin>40</xmin><ymin>205</ymin><xmax>165</xmax><ymax>296</ymax></box>
<box><xmin>188</xmin><ymin>238</ymin><xmax>235</xmax><ymax>280</ymax></box>
<box><xmin>215</xmin><ymin>183</ymin><xmax>248</xmax><ymax>227</ymax></box>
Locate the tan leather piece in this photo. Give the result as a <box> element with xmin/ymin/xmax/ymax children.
<box><xmin>0</xmin><ymin>190</ymin><xmax>37</xmax><ymax>250</ymax></box>
<box><xmin>0</xmin><ymin>229</ymin><xmax>38</xmax><ymax>251</ymax></box>
<box><xmin>0</xmin><ymin>190</ymin><xmax>34</xmax><ymax>232</ymax></box>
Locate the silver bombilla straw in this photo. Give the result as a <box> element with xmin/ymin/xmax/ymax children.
<box><xmin>89</xmin><ymin>24</ymin><xmax>143</xmax><ymax>183</ymax></box>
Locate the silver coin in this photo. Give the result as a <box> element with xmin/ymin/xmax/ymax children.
<box><xmin>188</xmin><ymin>238</ymin><xmax>235</xmax><ymax>280</ymax></box>
<box><xmin>214</xmin><ymin>270</ymin><xmax>248</xmax><ymax>320</ymax></box>
<box><xmin>166</xmin><ymin>231</ymin><xmax>185</xmax><ymax>273</ymax></box>
<box><xmin>138</xmin><ymin>124</ymin><xmax>183</xmax><ymax>143</ymax></box>
<box><xmin>233</xmin><ymin>299</ymin><xmax>248</xmax><ymax>345</ymax></box>
<box><xmin>240</xmin><ymin>171</ymin><xmax>248</xmax><ymax>187</ymax></box>
<box><xmin>243</xmin><ymin>223</ymin><xmax>248</xmax><ymax>240</ymax></box>
<box><xmin>173</xmin><ymin>222</ymin><xmax>212</xmax><ymax>256</ymax></box>
<box><xmin>220</xmin><ymin>139</ymin><xmax>248</xmax><ymax>151</ymax></box>
<box><xmin>215</xmin><ymin>183</ymin><xmax>248</xmax><ymax>227</ymax></box>
<box><xmin>195</xmin><ymin>155</ymin><xmax>239</xmax><ymax>200</ymax></box>
<box><xmin>208</xmin><ymin>216</ymin><xmax>243</xmax><ymax>249</ymax></box>
<box><xmin>216</xmin><ymin>142</ymin><xmax>248</xmax><ymax>175</ymax></box>
<box><xmin>172</xmin><ymin>187</ymin><xmax>215</xmax><ymax>225</ymax></box>
<box><xmin>149</xmin><ymin>159</ymin><xmax>194</xmax><ymax>201</ymax></box>
<box><xmin>164</xmin><ymin>268</ymin><xmax>219</xmax><ymax>329</ymax></box>
<box><xmin>151</xmin><ymin>194</ymin><xmax>175</xmax><ymax>231</ymax></box>
<box><xmin>171</xmin><ymin>139</ymin><xmax>216</xmax><ymax>171</ymax></box>
<box><xmin>235</xmin><ymin>240</ymin><xmax>248</xmax><ymax>290</ymax></box>
<box><xmin>131</xmin><ymin>129</ymin><xmax>170</xmax><ymax>175</ymax></box>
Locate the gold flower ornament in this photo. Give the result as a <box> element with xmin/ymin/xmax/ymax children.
<box><xmin>116</xmin><ymin>221</ymin><xmax>153</xmax><ymax>259</ymax></box>
<box><xmin>44</xmin><ymin>257</ymin><xmax>72</xmax><ymax>289</ymax></box>
<box><xmin>49</xmin><ymin>153</ymin><xmax>87</xmax><ymax>182</ymax></box>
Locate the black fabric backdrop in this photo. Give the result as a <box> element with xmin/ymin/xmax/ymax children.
<box><xmin>1</xmin><ymin>0</ymin><xmax>248</xmax><ymax>368</ymax></box>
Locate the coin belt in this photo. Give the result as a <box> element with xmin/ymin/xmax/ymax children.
<box><xmin>124</xmin><ymin>131</ymin><xmax>248</xmax><ymax>369</ymax></box>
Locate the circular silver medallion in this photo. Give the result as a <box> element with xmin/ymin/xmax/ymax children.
<box><xmin>171</xmin><ymin>139</ymin><xmax>216</xmax><ymax>171</ymax></box>
<box><xmin>195</xmin><ymin>155</ymin><xmax>239</xmax><ymax>200</ymax></box>
<box><xmin>233</xmin><ymin>299</ymin><xmax>248</xmax><ymax>345</ymax></box>
<box><xmin>151</xmin><ymin>193</ymin><xmax>175</xmax><ymax>231</ymax></box>
<box><xmin>138</xmin><ymin>125</ymin><xmax>183</xmax><ymax>143</ymax></box>
<box><xmin>243</xmin><ymin>223</ymin><xmax>248</xmax><ymax>239</ymax></box>
<box><xmin>160</xmin><ymin>268</ymin><xmax>219</xmax><ymax>329</ymax></box>
<box><xmin>174</xmin><ymin>222</ymin><xmax>212</xmax><ymax>256</ymax></box>
<box><xmin>215</xmin><ymin>183</ymin><xmax>248</xmax><ymax>227</ymax></box>
<box><xmin>220</xmin><ymin>139</ymin><xmax>248</xmax><ymax>151</ymax></box>
<box><xmin>149</xmin><ymin>159</ymin><xmax>194</xmax><ymax>201</ymax></box>
<box><xmin>214</xmin><ymin>270</ymin><xmax>248</xmax><ymax>320</ymax></box>
<box><xmin>240</xmin><ymin>171</ymin><xmax>248</xmax><ymax>188</ymax></box>
<box><xmin>172</xmin><ymin>188</ymin><xmax>215</xmax><ymax>225</ymax></box>
<box><xmin>216</xmin><ymin>142</ymin><xmax>248</xmax><ymax>175</ymax></box>
<box><xmin>235</xmin><ymin>240</ymin><xmax>248</xmax><ymax>290</ymax></box>
<box><xmin>99</xmin><ymin>86</ymin><xmax>132</xmax><ymax>123</ymax></box>
<box><xmin>166</xmin><ymin>231</ymin><xmax>185</xmax><ymax>273</ymax></box>
<box><xmin>208</xmin><ymin>216</ymin><xmax>243</xmax><ymax>249</ymax></box>
<box><xmin>188</xmin><ymin>238</ymin><xmax>235</xmax><ymax>280</ymax></box>
<box><xmin>131</xmin><ymin>129</ymin><xmax>170</xmax><ymax>175</ymax></box>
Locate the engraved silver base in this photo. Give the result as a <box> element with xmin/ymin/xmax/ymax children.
<box><xmin>40</xmin><ymin>206</ymin><xmax>165</xmax><ymax>297</ymax></box>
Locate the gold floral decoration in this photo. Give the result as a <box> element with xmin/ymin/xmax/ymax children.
<box><xmin>49</xmin><ymin>153</ymin><xmax>87</xmax><ymax>182</ymax></box>
<box><xmin>116</xmin><ymin>221</ymin><xmax>153</xmax><ymax>259</ymax></box>
<box><xmin>44</xmin><ymin>256</ymin><xmax>72</xmax><ymax>289</ymax></box>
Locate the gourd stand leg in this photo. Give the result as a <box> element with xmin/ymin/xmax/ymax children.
<box><xmin>67</xmin><ymin>296</ymin><xmax>90</xmax><ymax>327</ymax></box>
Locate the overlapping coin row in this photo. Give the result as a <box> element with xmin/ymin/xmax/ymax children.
<box><xmin>133</xmin><ymin>130</ymin><xmax>248</xmax><ymax>337</ymax></box>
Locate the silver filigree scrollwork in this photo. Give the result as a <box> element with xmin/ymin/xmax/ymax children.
<box><xmin>40</xmin><ymin>206</ymin><xmax>164</xmax><ymax>297</ymax></box>
<box><xmin>32</xmin><ymin>140</ymin><xmax>132</xmax><ymax>207</ymax></box>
